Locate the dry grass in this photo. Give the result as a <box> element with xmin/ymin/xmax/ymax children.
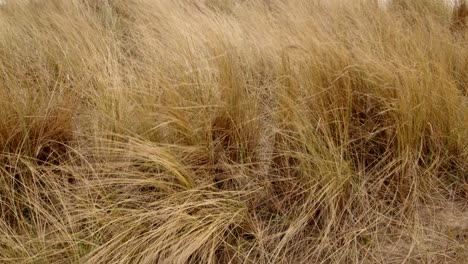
<box><xmin>0</xmin><ymin>0</ymin><xmax>467</xmax><ymax>263</ymax></box>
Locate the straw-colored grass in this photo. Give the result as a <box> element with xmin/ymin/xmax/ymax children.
<box><xmin>0</xmin><ymin>0</ymin><xmax>467</xmax><ymax>263</ymax></box>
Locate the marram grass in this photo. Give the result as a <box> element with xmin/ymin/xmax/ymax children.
<box><xmin>0</xmin><ymin>0</ymin><xmax>467</xmax><ymax>263</ymax></box>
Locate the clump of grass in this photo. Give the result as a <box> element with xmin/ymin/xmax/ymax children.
<box><xmin>0</xmin><ymin>0</ymin><xmax>467</xmax><ymax>263</ymax></box>
<box><xmin>451</xmin><ymin>0</ymin><xmax>468</xmax><ymax>32</ymax></box>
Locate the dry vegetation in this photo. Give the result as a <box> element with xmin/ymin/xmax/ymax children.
<box><xmin>0</xmin><ymin>0</ymin><xmax>467</xmax><ymax>263</ymax></box>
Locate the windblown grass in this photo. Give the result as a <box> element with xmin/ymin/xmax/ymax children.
<box><xmin>0</xmin><ymin>0</ymin><xmax>467</xmax><ymax>263</ymax></box>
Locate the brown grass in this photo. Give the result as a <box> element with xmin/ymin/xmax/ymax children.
<box><xmin>0</xmin><ymin>0</ymin><xmax>467</xmax><ymax>263</ymax></box>
<box><xmin>451</xmin><ymin>0</ymin><xmax>468</xmax><ymax>32</ymax></box>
